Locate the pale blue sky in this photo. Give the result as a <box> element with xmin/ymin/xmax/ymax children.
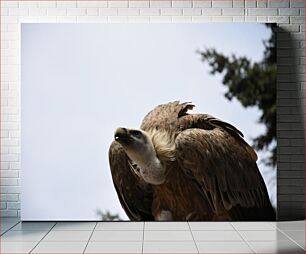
<box><xmin>21</xmin><ymin>23</ymin><xmax>274</xmax><ymax>220</ymax></box>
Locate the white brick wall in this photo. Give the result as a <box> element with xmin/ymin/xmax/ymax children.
<box><xmin>0</xmin><ymin>0</ymin><xmax>305</xmax><ymax>219</ymax></box>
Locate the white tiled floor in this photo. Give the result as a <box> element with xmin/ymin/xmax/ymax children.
<box><xmin>0</xmin><ymin>218</ymin><xmax>304</xmax><ymax>253</ymax></box>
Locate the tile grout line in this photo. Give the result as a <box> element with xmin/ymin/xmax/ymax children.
<box><xmin>276</xmin><ymin>227</ymin><xmax>306</xmax><ymax>251</ymax></box>
<box><xmin>82</xmin><ymin>222</ymin><xmax>97</xmax><ymax>254</ymax></box>
<box><xmin>0</xmin><ymin>220</ymin><xmax>20</xmax><ymax>236</ymax></box>
<box><xmin>141</xmin><ymin>221</ymin><xmax>145</xmax><ymax>254</ymax></box>
<box><xmin>229</xmin><ymin>222</ymin><xmax>256</xmax><ymax>254</ymax></box>
<box><xmin>29</xmin><ymin>222</ymin><xmax>58</xmax><ymax>254</ymax></box>
<box><xmin>187</xmin><ymin>221</ymin><xmax>200</xmax><ymax>254</ymax></box>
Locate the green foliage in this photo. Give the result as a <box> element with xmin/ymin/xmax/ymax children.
<box><xmin>97</xmin><ymin>210</ymin><xmax>122</xmax><ymax>221</ymax></box>
<box><xmin>198</xmin><ymin>24</ymin><xmax>276</xmax><ymax>166</ymax></box>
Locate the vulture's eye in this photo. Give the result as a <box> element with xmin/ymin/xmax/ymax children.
<box><xmin>131</xmin><ymin>130</ymin><xmax>142</xmax><ymax>137</ymax></box>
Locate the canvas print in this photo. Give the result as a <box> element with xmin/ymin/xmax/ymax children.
<box><xmin>21</xmin><ymin>24</ymin><xmax>276</xmax><ymax>221</ymax></box>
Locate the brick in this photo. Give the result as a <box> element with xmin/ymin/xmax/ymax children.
<box><xmin>140</xmin><ymin>8</ymin><xmax>160</xmax><ymax>16</ymax></box>
<box><xmin>1</xmin><ymin>162</ymin><xmax>10</xmax><ymax>170</ymax></box>
<box><xmin>279</xmin><ymin>8</ymin><xmax>300</xmax><ymax>15</ymax></box>
<box><xmin>7</xmin><ymin>202</ymin><xmax>20</xmax><ymax>210</ymax></box>
<box><xmin>268</xmin><ymin>16</ymin><xmax>289</xmax><ymax>23</ymax></box>
<box><xmin>233</xmin><ymin>0</ymin><xmax>245</xmax><ymax>7</ymax></box>
<box><xmin>193</xmin><ymin>0</ymin><xmax>212</xmax><ymax>7</ymax></box>
<box><xmin>108</xmin><ymin>16</ymin><xmax>128</xmax><ymax>23</ymax></box>
<box><xmin>233</xmin><ymin>16</ymin><xmax>245</xmax><ymax>22</ymax></box>
<box><xmin>192</xmin><ymin>16</ymin><xmax>212</xmax><ymax>22</ymax></box>
<box><xmin>290</xmin><ymin>16</ymin><xmax>305</xmax><ymax>24</ymax></box>
<box><xmin>1</xmin><ymin>210</ymin><xmax>18</xmax><ymax>217</ymax></box>
<box><xmin>1</xmin><ymin>194</ymin><xmax>19</xmax><ymax>202</ymax></box>
<box><xmin>279</xmin><ymin>171</ymin><xmax>304</xmax><ymax>178</ymax></box>
<box><xmin>67</xmin><ymin>8</ymin><xmax>87</xmax><ymax>16</ymax></box>
<box><xmin>19</xmin><ymin>1</ymin><xmax>38</xmax><ymax>8</ymax></box>
<box><xmin>278</xmin><ymin>186</ymin><xmax>305</xmax><ymax>194</ymax></box>
<box><xmin>161</xmin><ymin>8</ymin><xmax>183</xmax><ymax>16</ymax></box>
<box><xmin>290</xmin><ymin>0</ymin><xmax>305</xmax><ymax>7</ymax></box>
<box><xmin>57</xmin><ymin>1</ymin><xmax>77</xmax><ymax>8</ymax></box>
<box><xmin>47</xmin><ymin>8</ymin><xmax>67</xmax><ymax>16</ymax></box>
<box><xmin>118</xmin><ymin>8</ymin><xmax>140</xmax><ymax>16</ymax></box>
<box><xmin>257</xmin><ymin>16</ymin><xmax>269</xmax><ymax>22</ymax></box>
<box><xmin>247</xmin><ymin>8</ymin><xmax>278</xmax><ymax>15</ymax></box>
<box><xmin>150</xmin><ymin>0</ymin><xmax>171</xmax><ymax>7</ymax></box>
<box><xmin>278</xmin><ymin>24</ymin><xmax>300</xmax><ymax>32</ymax></box>
<box><xmin>172</xmin><ymin>0</ymin><xmax>192</xmax><ymax>7</ymax></box>
<box><xmin>0</xmin><ymin>170</ymin><xmax>18</xmax><ymax>178</ymax></box>
<box><xmin>1</xmin><ymin>178</ymin><xmax>19</xmax><ymax>186</ymax></box>
<box><xmin>246</xmin><ymin>16</ymin><xmax>259</xmax><ymax>22</ymax></box>
<box><xmin>212</xmin><ymin>16</ymin><xmax>233</xmax><ymax>22</ymax></box>
<box><xmin>1</xmin><ymin>1</ymin><xmax>18</xmax><ymax>8</ymax></box>
<box><xmin>279</xmin><ymin>146</ymin><xmax>304</xmax><ymax>154</ymax></box>
<box><xmin>277</xmin><ymin>178</ymin><xmax>305</xmax><ymax>186</ymax></box>
<box><xmin>86</xmin><ymin>8</ymin><xmax>99</xmax><ymax>16</ymax></box>
<box><xmin>202</xmin><ymin>8</ymin><xmax>222</xmax><ymax>15</ymax></box>
<box><xmin>1</xmin><ymin>202</ymin><xmax>7</xmax><ymax>210</ymax></box>
<box><xmin>77</xmin><ymin>1</ymin><xmax>107</xmax><ymax>7</ymax></box>
<box><xmin>278</xmin><ymin>195</ymin><xmax>304</xmax><ymax>202</ymax></box>
<box><xmin>212</xmin><ymin>0</ymin><xmax>232</xmax><ymax>7</ymax></box>
<box><xmin>268</xmin><ymin>0</ymin><xmax>289</xmax><ymax>7</ymax></box>
<box><xmin>108</xmin><ymin>1</ymin><xmax>128</xmax><ymax>8</ymax></box>
<box><xmin>9</xmin><ymin>162</ymin><xmax>20</xmax><ymax>170</ymax></box>
<box><xmin>99</xmin><ymin>8</ymin><xmax>118</xmax><ymax>16</ymax></box>
<box><xmin>38</xmin><ymin>1</ymin><xmax>56</xmax><ymax>8</ymax></box>
<box><xmin>29</xmin><ymin>8</ymin><xmax>48</xmax><ymax>16</ymax></box>
<box><xmin>300</xmin><ymin>8</ymin><xmax>305</xmax><ymax>15</ymax></box>
<box><xmin>172</xmin><ymin>16</ymin><xmax>193</xmax><ymax>22</ymax></box>
<box><xmin>183</xmin><ymin>8</ymin><xmax>201</xmax><ymax>15</ymax></box>
<box><xmin>245</xmin><ymin>0</ymin><xmax>256</xmax><ymax>7</ymax></box>
<box><xmin>1</xmin><ymin>154</ymin><xmax>19</xmax><ymax>162</ymax></box>
<box><xmin>127</xmin><ymin>16</ymin><xmax>150</xmax><ymax>23</ymax></box>
<box><xmin>8</xmin><ymin>8</ymin><xmax>29</xmax><ymax>16</ymax></box>
<box><xmin>222</xmin><ymin>8</ymin><xmax>245</xmax><ymax>15</ymax></box>
<box><xmin>257</xmin><ymin>0</ymin><xmax>267</xmax><ymax>7</ymax></box>
<box><xmin>129</xmin><ymin>0</ymin><xmax>149</xmax><ymax>7</ymax></box>
<box><xmin>149</xmin><ymin>16</ymin><xmax>172</xmax><ymax>22</ymax></box>
<box><xmin>1</xmin><ymin>186</ymin><xmax>20</xmax><ymax>194</ymax></box>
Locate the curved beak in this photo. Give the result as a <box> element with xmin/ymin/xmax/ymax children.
<box><xmin>114</xmin><ymin>127</ymin><xmax>130</xmax><ymax>142</ymax></box>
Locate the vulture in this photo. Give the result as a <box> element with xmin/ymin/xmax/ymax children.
<box><xmin>108</xmin><ymin>101</ymin><xmax>275</xmax><ymax>221</ymax></box>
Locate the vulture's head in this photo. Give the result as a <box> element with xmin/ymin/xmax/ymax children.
<box><xmin>114</xmin><ymin>127</ymin><xmax>166</xmax><ymax>185</ymax></box>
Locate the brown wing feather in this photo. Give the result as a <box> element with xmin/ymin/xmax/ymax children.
<box><xmin>175</xmin><ymin>117</ymin><xmax>275</xmax><ymax>221</ymax></box>
<box><xmin>140</xmin><ymin>101</ymin><xmax>194</xmax><ymax>131</ymax></box>
<box><xmin>108</xmin><ymin>141</ymin><xmax>154</xmax><ymax>221</ymax></box>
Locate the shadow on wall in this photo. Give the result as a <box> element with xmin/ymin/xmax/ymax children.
<box><xmin>277</xmin><ymin>27</ymin><xmax>305</xmax><ymax>220</ymax></box>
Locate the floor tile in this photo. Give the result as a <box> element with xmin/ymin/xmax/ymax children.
<box><xmin>0</xmin><ymin>230</ymin><xmax>47</xmax><ymax>242</ymax></box>
<box><xmin>42</xmin><ymin>230</ymin><xmax>92</xmax><ymax>241</ymax></box>
<box><xmin>143</xmin><ymin>241</ymin><xmax>198</xmax><ymax>253</ymax></box>
<box><xmin>11</xmin><ymin>222</ymin><xmax>55</xmax><ymax>231</ymax></box>
<box><xmin>196</xmin><ymin>241</ymin><xmax>253</xmax><ymax>253</ymax></box>
<box><xmin>85</xmin><ymin>241</ymin><xmax>142</xmax><ymax>253</ymax></box>
<box><xmin>189</xmin><ymin>222</ymin><xmax>234</xmax><ymax>231</ymax></box>
<box><xmin>192</xmin><ymin>230</ymin><xmax>242</xmax><ymax>241</ymax></box>
<box><xmin>275</xmin><ymin>221</ymin><xmax>305</xmax><ymax>231</ymax></box>
<box><xmin>90</xmin><ymin>230</ymin><xmax>143</xmax><ymax>241</ymax></box>
<box><xmin>1</xmin><ymin>241</ymin><xmax>37</xmax><ymax>253</ymax></box>
<box><xmin>144</xmin><ymin>230</ymin><xmax>193</xmax><ymax>241</ymax></box>
<box><xmin>145</xmin><ymin>221</ymin><xmax>189</xmax><ymax>230</ymax></box>
<box><xmin>231</xmin><ymin>222</ymin><xmax>276</xmax><ymax>230</ymax></box>
<box><xmin>248</xmin><ymin>240</ymin><xmax>304</xmax><ymax>253</ymax></box>
<box><xmin>32</xmin><ymin>241</ymin><xmax>87</xmax><ymax>253</ymax></box>
<box><xmin>239</xmin><ymin>230</ymin><xmax>290</xmax><ymax>241</ymax></box>
<box><xmin>282</xmin><ymin>230</ymin><xmax>305</xmax><ymax>241</ymax></box>
<box><xmin>1</xmin><ymin>218</ymin><xmax>20</xmax><ymax>224</ymax></box>
<box><xmin>95</xmin><ymin>221</ymin><xmax>143</xmax><ymax>231</ymax></box>
<box><xmin>52</xmin><ymin>222</ymin><xmax>96</xmax><ymax>230</ymax></box>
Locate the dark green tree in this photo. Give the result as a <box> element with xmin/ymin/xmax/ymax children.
<box><xmin>198</xmin><ymin>24</ymin><xmax>276</xmax><ymax>166</ymax></box>
<box><xmin>96</xmin><ymin>210</ymin><xmax>122</xmax><ymax>221</ymax></box>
